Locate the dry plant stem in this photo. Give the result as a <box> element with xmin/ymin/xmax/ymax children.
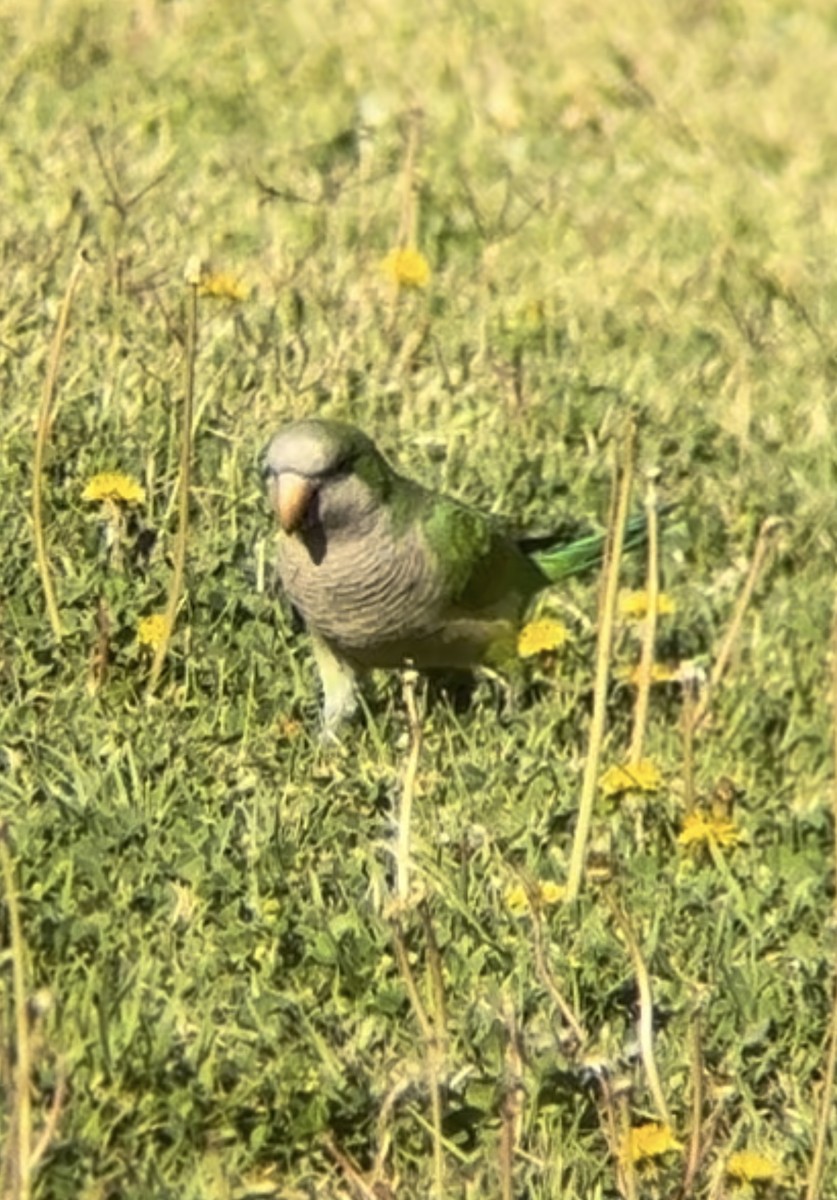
<box><xmin>692</xmin><ymin>516</ymin><xmax>782</xmax><ymax>732</ymax></box>
<box><xmin>530</xmin><ymin>905</ymin><xmax>586</xmax><ymax>1045</ymax></box>
<box><xmin>681</xmin><ymin>1011</ymin><xmax>704</xmax><ymax>1198</ymax></box>
<box><xmin>567</xmin><ymin>421</ymin><xmax>636</xmax><ymax>902</ymax></box>
<box><xmin>397</xmin><ymin>106</ymin><xmax>422</xmax><ymax>248</ymax></box>
<box><xmin>419</xmin><ymin>900</ymin><xmax>449</xmax><ymax>1052</ymax></box>
<box><xmin>147</xmin><ymin>281</ymin><xmax>198</xmax><ymax>695</ymax></box>
<box><xmin>322</xmin><ymin>1136</ymin><xmax>379</xmax><ymax>1200</ymax></box>
<box><xmin>681</xmin><ymin>679</ymin><xmax>697</xmax><ymax>815</ymax></box>
<box><xmin>389</xmin><ymin>920</ymin><xmax>444</xmax><ymax>1200</ymax></box>
<box><xmin>390</xmin><ymin>919</ymin><xmax>433</xmax><ymax>1040</ymax></box>
<box><xmin>498</xmin><ymin>997</ymin><xmax>524</xmax><ymax>1200</ymax></box>
<box><xmin>89</xmin><ymin>596</ymin><xmax>111</xmax><ymax>692</ymax></box>
<box><xmin>617</xmin><ymin>1088</ymin><xmax>638</xmax><ymax>1200</ymax></box>
<box><xmin>804</xmin><ymin>593</ymin><xmax>837</xmax><ymax>1200</ymax></box>
<box><xmin>0</xmin><ymin>825</ymin><xmax>32</xmax><ymax>1200</ymax></box>
<box><xmin>596</xmin><ymin>1077</ymin><xmax>625</xmax><ymax>1198</ymax></box>
<box><xmin>32</xmin><ymin>255</ymin><xmax>85</xmax><ymax>641</ymax></box>
<box><xmin>396</xmin><ymin>668</ymin><xmax>422</xmax><ymax>902</ymax></box>
<box><xmin>805</xmin><ymin>993</ymin><xmax>837</xmax><ymax>1200</ymax></box>
<box><xmin>28</xmin><ymin>1064</ymin><xmax>66</xmax><ymax>1173</ymax></box>
<box><xmin>387</xmin><ymin>106</ymin><xmax>423</xmax><ymax>331</ymax></box>
<box><xmin>607</xmin><ymin>893</ymin><xmax>672</xmax><ymax>1126</ymax></box>
<box><xmin>628</xmin><ymin>475</ymin><xmax>660</xmax><ymax>765</ymax></box>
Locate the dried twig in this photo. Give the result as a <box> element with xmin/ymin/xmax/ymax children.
<box><xmin>33</xmin><ymin>254</ymin><xmax>86</xmax><ymax>640</ymax></box>
<box><xmin>499</xmin><ymin>995</ymin><xmax>525</xmax><ymax>1200</ymax></box>
<box><xmin>147</xmin><ymin>270</ymin><xmax>199</xmax><ymax>695</ymax></box>
<box><xmin>388</xmin><ymin>674</ymin><xmax>444</xmax><ymax>1199</ymax></box>
<box><xmin>804</xmin><ymin>592</ymin><xmax>837</xmax><ymax>1199</ymax></box>
<box><xmin>617</xmin><ymin>1087</ymin><xmax>639</xmax><ymax>1200</ymax></box>
<box><xmin>397</xmin><ymin>107</ymin><xmax>423</xmax><ymax>250</ymax></box>
<box><xmin>607</xmin><ymin>893</ymin><xmax>671</xmax><ymax>1126</ymax></box>
<box><xmin>567</xmin><ymin>419</ymin><xmax>636</xmax><ymax>901</ymax></box>
<box><xmin>692</xmin><ymin>516</ymin><xmax>783</xmax><ymax>732</ymax></box>
<box><xmin>389</xmin><ymin>918</ymin><xmax>445</xmax><ymax>1200</ymax></box>
<box><xmin>530</xmin><ymin>901</ymin><xmax>587</xmax><ymax>1047</ymax></box>
<box><xmin>629</xmin><ymin>471</ymin><xmax>661</xmax><ymax>765</ymax></box>
<box><xmin>0</xmin><ymin>825</ymin><xmax>31</xmax><ymax>1200</ymax></box>
<box><xmin>681</xmin><ymin>1009</ymin><xmax>704</xmax><ymax>1197</ymax></box>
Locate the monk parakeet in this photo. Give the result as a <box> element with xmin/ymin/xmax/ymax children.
<box><xmin>264</xmin><ymin>418</ymin><xmax>647</xmax><ymax>734</ymax></box>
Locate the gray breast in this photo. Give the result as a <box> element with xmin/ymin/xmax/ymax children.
<box><xmin>278</xmin><ymin>520</ymin><xmax>443</xmax><ymax>655</ymax></box>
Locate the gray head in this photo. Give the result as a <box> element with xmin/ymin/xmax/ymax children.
<box><xmin>263</xmin><ymin>419</ymin><xmax>395</xmax><ymax>535</ymax></box>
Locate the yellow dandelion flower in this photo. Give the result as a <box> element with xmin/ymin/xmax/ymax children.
<box><xmin>381</xmin><ymin>247</ymin><xmax>431</xmax><ymax>289</ymax></box>
<box><xmin>505</xmin><ymin>884</ymin><xmax>529</xmax><ymax>915</ymax></box>
<box><xmin>726</xmin><ymin>1150</ymin><xmax>780</xmax><ymax>1183</ymax></box>
<box><xmin>82</xmin><ymin>472</ymin><xmax>146</xmax><ymax>505</ymax></box>
<box><xmin>619</xmin><ymin>590</ymin><xmax>676</xmax><ymax>619</ymax></box>
<box><xmin>540</xmin><ymin>881</ymin><xmax>566</xmax><ymax>905</ymax></box>
<box><xmin>621</xmin><ymin>1123</ymin><xmax>682</xmax><ymax>1164</ymax></box>
<box><xmin>505</xmin><ymin>879</ymin><xmax>566</xmax><ymax>915</ymax></box>
<box><xmin>600</xmin><ymin>759</ymin><xmax>662</xmax><ymax>797</ymax></box>
<box><xmin>678</xmin><ymin>812</ymin><xmax>742</xmax><ymax>849</ymax></box>
<box><xmin>517</xmin><ymin>618</ymin><xmax>569</xmax><ymax>658</ymax></box>
<box><xmin>198</xmin><ymin>271</ymin><xmax>249</xmax><ymax>302</ymax></box>
<box><xmin>618</xmin><ymin>662</ymin><xmax>681</xmax><ymax>686</ymax></box>
<box><xmin>137</xmin><ymin>613</ymin><xmax>167</xmax><ymax>650</ymax></box>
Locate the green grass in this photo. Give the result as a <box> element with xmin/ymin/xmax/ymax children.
<box><xmin>2</xmin><ymin>0</ymin><xmax>837</xmax><ymax>1195</ymax></box>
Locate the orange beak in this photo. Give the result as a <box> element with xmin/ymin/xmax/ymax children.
<box><xmin>272</xmin><ymin>471</ymin><xmax>316</xmax><ymax>534</ymax></box>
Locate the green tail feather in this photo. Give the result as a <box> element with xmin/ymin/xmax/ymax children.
<box><xmin>527</xmin><ymin>512</ymin><xmax>652</xmax><ymax>584</ymax></box>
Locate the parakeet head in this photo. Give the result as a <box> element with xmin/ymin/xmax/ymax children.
<box><xmin>263</xmin><ymin>419</ymin><xmax>395</xmax><ymax>535</ymax></box>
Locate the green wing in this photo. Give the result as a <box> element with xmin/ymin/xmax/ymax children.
<box><xmin>528</xmin><ymin>512</ymin><xmax>650</xmax><ymax>584</ymax></box>
<box><xmin>415</xmin><ymin>488</ymin><xmax>546</xmax><ymax>612</ymax></box>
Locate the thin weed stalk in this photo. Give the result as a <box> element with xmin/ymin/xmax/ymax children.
<box><xmin>419</xmin><ymin>899</ymin><xmax>448</xmax><ymax>1053</ymax></box>
<box><xmin>681</xmin><ymin>674</ymin><xmax>698</xmax><ymax>815</ymax></box>
<box><xmin>389</xmin><ymin>919</ymin><xmax>445</xmax><ymax>1200</ymax></box>
<box><xmin>567</xmin><ymin>419</ymin><xmax>636</xmax><ymax>901</ymax></box>
<box><xmin>322</xmin><ymin>1136</ymin><xmax>379</xmax><ymax>1200</ymax></box>
<box><xmin>498</xmin><ymin>995</ymin><xmax>523</xmax><ymax>1200</ymax></box>
<box><xmin>607</xmin><ymin>892</ymin><xmax>671</xmax><ymax>1127</ymax></box>
<box><xmin>147</xmin><ymin>272</ymin><xmax>199</xmax><ymax>695</ymax></box>
<box><xmin>615</xmin><ymin>1085</ymin><xmax>638</xmax><ymax>1200</ymax></box>
<box><xmin>680</xmin><ymin>1009</ymin><xmax>704</xmax><ymax>1198</ymax></box>
<box><xmin>397</xmin><ymin>106</ymin><xmax>422</xmax><ymax>250</ymax></box>
<box><xmin>1</xmin><ymin>825</ymin><xmax>31</xmax><ymax>1200</ymax></box>
<box><xmin>529</xmin><ymin>902</ymin><xmax>586</xmax><ymax>1047</ymax></box>
<box><xmin>628</xmin><ymin>471</ymin><xmax>661</xmax><ymax>765</ymax></box>
<box><xmin>692</xmin><ymin>516</ymin><xmax>782</xmax><ymax>733</ymax></box>
<box><xmin>32</xmin><ymin>254</ymin><xmax>86</xmax><ymax>641</ymax></box>
<box><xmin>803</xmin><ymin>591</ymin><xmax>837</xmax><ymax>1199</ymax></box>
<box><xmin>389</xmin><ymin>678</ymin><xmax>444</xmax><ymax>1200</ymax></box>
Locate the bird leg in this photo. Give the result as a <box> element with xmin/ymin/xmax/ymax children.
<box><xmin>312</xmin><ymin>634</ymin><xmax>360</xmax><ymax>737</ymax></box>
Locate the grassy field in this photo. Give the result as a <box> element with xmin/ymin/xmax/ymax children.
<box><xmin>2</xmin><ymin>0</ymin><xmax>837</xmax><ymax>1195</ymax></box>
